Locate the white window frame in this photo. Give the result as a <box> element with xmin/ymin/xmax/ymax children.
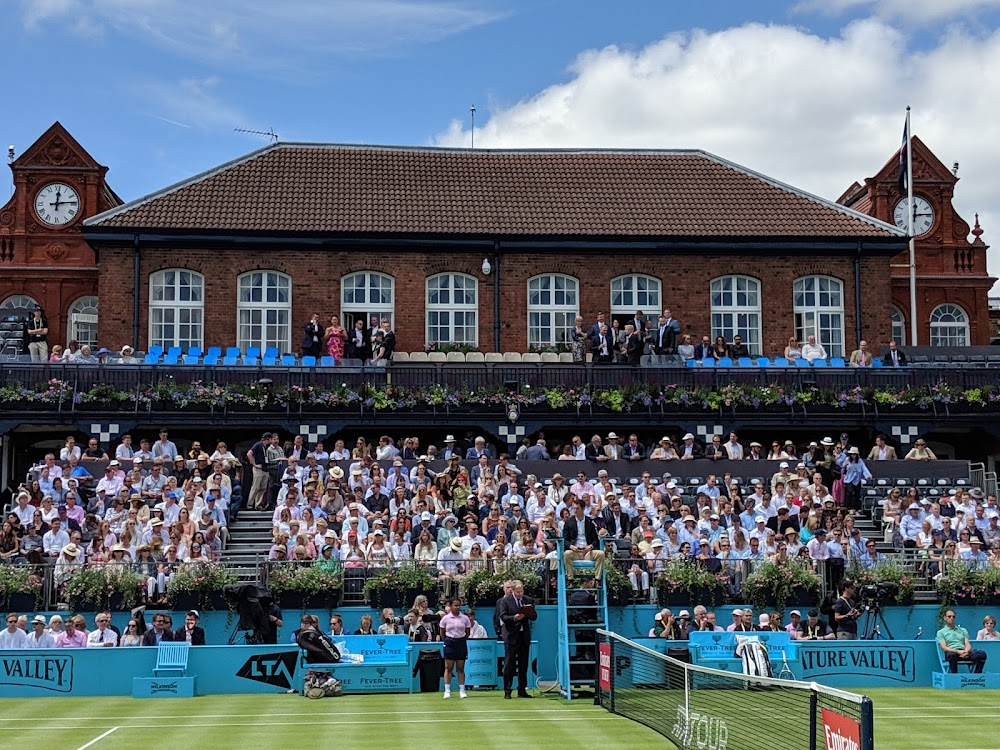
<box><xmin>0</xmin><ymin>294</ymin><xmax>39</xmax><ymax>317</ymax></box>
<box><xmin>890</xmin><ymin>306</ymin><xmax>906</xmax><ymax>347</ymax></box>
<box><xmin>341</xmin><ymin>271</ymin><xmax>394</xmax><ymax>330</ymax></box>
<box><xmin>929</xmin><ymin>303</ymin><xmax>969</xmax><ymax>347</ymax></box>
<box><xmin>710</xmin><ymin>275</ymin><xmax>761</xmax><ymax>355</ymax></box>
<box><xmin>237</xmin><ymin>271</ymin><xmax>292</xmax><ymax>354</ymax></box>
<box><xmin>68</xmin><ymin>296</ymin><xmax>99</xmax><ymax>348</ymax></box>
<box><xmin>793</xmin><ymin>275</ymin><xmax>844</xmax><ymax>357</ymax></box>
<box><xmin>610</xmin><ymin>274</ymin><xmax>661</xmax><ymax>319</ymax></box>
<box><xmin>149</xmin><ymin>269</ymin><xmax>204</xmax><ymax>351</ymax></box>
<box><xmin>426</xmin><ymin>273</ymin><xmax>478</xmax><ymax>346</ymax></box>
<box><xmin>527</xmin><ymin>273</ymin><xmax>579</xmax><ymax>348</ymax></box>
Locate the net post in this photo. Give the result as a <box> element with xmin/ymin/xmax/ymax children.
<box><xmin>860</xmin><ymin>696</ymin><xmax>875</xmax><ymax>750</ymax></box>
<box><xmin>809</xmin><ymin>689</ymin><xmax>818</xmax><ymax>750</ymax></box>
<box><xmin>608</xmin><ymin>634</ymin><xmax>616</xmax><ymax>715</ymax></box>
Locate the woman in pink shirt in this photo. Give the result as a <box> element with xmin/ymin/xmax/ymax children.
<box><xmin>438</xmin><ymin>598</ymin><xmax>472</xmax><ymax>699</ymax></box>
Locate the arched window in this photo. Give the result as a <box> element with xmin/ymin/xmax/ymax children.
<box><xmin>610</xmin><ymin>274</ymin><xmax>661</xmax><ymax>326</ymax></box>
<box><xmin>426</xmin><ymin>273</ymin><xmax>478</xmax><ymax>346</ymax></box>
<box><xmin>238</xmin><ymin>271</ymin><xmax>292</xmax><ymax>354</ymax></box>
<box><xmin>68</xmin><ymin>296</ymin><xmax>99</xmax><ymax>348</ymax></box>
<box><xmin>149</xmin><ymin>270</ymin><xmax>204</xmax><ymax>350</ymax></box>
<box><xmin>341</xmin><ymin>271</ymin><xmax>394</xmax><ymax>330</ymax></box>
<box><xmin>0</xmin><ymin>294</ymin><xmax>38</xmax><ymax>318</ymax></box>
<box><xmin>930</xmin><ymin>304</ymin><xmax>969</xmax><ymax>347</ymax></box>
<box><xmin>527</xmin><ymin>274</ymin><xmax>578</xmax><ymax>348</ymax></box>
<box><xmin>793</xmin><ymin>275</ymin><xmax>844</xmax><ymax>357</ymax></box>
<box><xmin>710</xmin><ymin>276</ymin><xmax>761</xmax><ymax>354</ymax></box>
<box><xmin>890</xmin><ymin>306</ymin><xmax>906</xmax><ymax>347</ymax></box>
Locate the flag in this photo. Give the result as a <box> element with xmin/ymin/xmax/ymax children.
<box><xmin>897</xmin><ymin>117</ymin><xmax>909</xmax><ymax>197</ymax></box>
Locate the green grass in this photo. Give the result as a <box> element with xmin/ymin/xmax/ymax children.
<box><xmin>1</xmin><ymin>688</ymin><xmax>998</xmax><ymax>749</ymax></box>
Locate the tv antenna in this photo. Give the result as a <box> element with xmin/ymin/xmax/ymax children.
<box><xmin>234</xmin><ymin>127</ymin><xmax>279</xmax><ymax>143</ymax></box>
<box><xmin>470</xmin><ymin>105</ymin><xmax>476</xmax><ymax>149</ymax></box>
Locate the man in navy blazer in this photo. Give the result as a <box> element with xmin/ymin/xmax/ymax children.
<box><xmin>498</xmin><ymin>580</ymin><xmax>537</xmax><ymax>698</ymax></box>
<box><xmin>174</xmin><ymin>610</ymin><xmax>206</xmax><ymax>645</ymax></box>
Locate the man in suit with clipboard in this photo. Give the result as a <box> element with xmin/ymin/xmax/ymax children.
<box><xmin>498</xmin><ymin>579</ymin><xmax>537</xmax><ymax>698</ymax></box>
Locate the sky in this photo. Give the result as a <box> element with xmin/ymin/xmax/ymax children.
<box><xmin>4</xmin><ymin>0</ymin><xmax>1000</xmax><ymax>287</ymax></box>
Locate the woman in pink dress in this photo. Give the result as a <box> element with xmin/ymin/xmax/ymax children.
<box><xmin>325</xmin><ymin>316</ymin><xmax>346</xmax><ymax>359</ymax></box>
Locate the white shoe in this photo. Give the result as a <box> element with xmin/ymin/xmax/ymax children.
<box><xmin>443</xmin><ymin>690</ymin><xmax>451</xmax><ymax>699</ymax></box>
<box><xmin>459</xmin><ymin>689</ymin><xmax>467</xmax><ymax>699</ymax></box>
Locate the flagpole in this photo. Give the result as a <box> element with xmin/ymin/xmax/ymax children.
<box><xmin>906</xmin><ymin>106</ymin><xmax>917</xmax><ymax>345</ymax></box>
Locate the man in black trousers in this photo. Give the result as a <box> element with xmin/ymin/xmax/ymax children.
<box><xmin>498</xmin><ymin>579</ymin><xmax>537</xmax><ymax>698</ymax></box>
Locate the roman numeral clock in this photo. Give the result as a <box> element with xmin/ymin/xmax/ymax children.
<box><xmin>33</xmin><ymin>182</ymin><xmax>81</xmax><ymax>227</ymax></box>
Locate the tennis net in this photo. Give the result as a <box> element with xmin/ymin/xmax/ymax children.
<box><xmin>595</xmin><ymin>629</ymin><xmax>873</xmax><ymax>750</ymax></box>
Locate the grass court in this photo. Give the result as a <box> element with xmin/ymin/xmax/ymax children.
<box><xmin>1</xmin><ymin>687</ymin><xmax>997</xmax><ymax>749</ymax></box>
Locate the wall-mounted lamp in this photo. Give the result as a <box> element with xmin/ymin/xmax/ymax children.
<box><xmin>482</xmin><ymin>257</ymin><xmax>492</xmax><ymax>275</ymax></box>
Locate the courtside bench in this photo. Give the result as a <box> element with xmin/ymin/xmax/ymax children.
<box><xmin>302</xmin><ymin>634</ymin><xmax>411</xmax><ymax>694</ymax></box>
<box><xmin>687</xmin><ymin>631</ymin><xmax>796</xmax><ymax>675</ymax></box>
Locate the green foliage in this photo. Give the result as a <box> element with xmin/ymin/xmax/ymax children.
<box><xmin>741</xmin><ymin>559</ymin><xmax>821</xmax><ymax>613</ymax></box>
<box><xmin>0</xmin><ymin>565</ymin><xmax>39</xmax><ymax>606</ymax></box>
<box><xmin>654</xmin><ymin>558</ymin><xmax>727</xmax><ymax>596</ymax></box>
<box><xmin>464</xmin><ymin>560</ymin><xmax>544</xmax><ymax>603</ymax></box>
<box><xmin>64</xmin><ymin>564</ymin><xmax>147</xmax><ymax>610</ymax></box>
<box><xmin>935</xmin><ymin>563</ymin><xmax>1000</xmax><ymax>607</ymax></box>
<box><xmin>166</xmin><ymin>562</ymin><xmax>237</xmax><ymax>610</ymax></box>
<box><xmin>846</xmin><ymin>560</ymin><xmax>915</xmax><ymax>604</ymax></box>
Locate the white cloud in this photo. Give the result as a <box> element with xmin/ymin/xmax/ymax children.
<box><xmin>19</xmin><ymin>0</ymin><xmax>506</xmax><ymax>71</ymax></box>
<box><xmin>435</xmin><ymin>18</ymin><xmax>1000</xmax><ymax>288</ymax></box>
<box><xmin>795</xmin><ymin>0</ymin><xmax>1000</xmax><ymax>23</ymax></box>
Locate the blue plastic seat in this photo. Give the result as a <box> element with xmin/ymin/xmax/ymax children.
<box><xmin>795</xmin><ymin>358</ymin><xmax>811</xmax><ymax>367</ymax></box>
<box><xmin>162</xmin><ymin>355</ymin><xmax>179</xmax><ymax>365</ymax></box>
<box><xmin>222</xmin><ymin>356</ymin><xmax>239</xmax><ymax>367</ymax></box>
<box><xmin>203</xmin><ymin>354</ymin><xmax>219</xmax><ymax>366</ymax></box>
<box><xmin>872</xmin><ymin>357</ymin><xmax>883</xmax><ymax>368</ymax></box>
<box><xmin>772</xmin><ymin>357</ymin><xmax>789</xmax><ymax>367</ymax></box>
<box><xmin>246</xmin><ymin>346</ymin><xmax>261</xmax><ymax>359</ymax></box>
<box><xmin>319</xmin><ymin>356</ymin><xmax>335</xmax><ymax>367</ymax></box>
<box><xmin>829</xmin><ymin>357</ymin><xmax>846</xmax><ymax>368</ymax></box>
<box><xmin>755</xmin><ymin>357</ymin><xmax>770</xmax><ymax>367</ymax></box>
<box><xmin>148</xmin><ymin>346</ymin><xmax>164</xmax><ymax>358</ymax></box>
<box><xmin>262</xmin><ymin>356</ymin><xmax>277</xmax><ymax>367</ymax></box>
<box><xmin>143</xmin><ymin>353</ymin><xmax>159</xmax><ymax>365</ymax></box>
<box><xmin>813</xmin><ymin>358</ymin><xmax>828</xmax><ymax>368</ymax></box>
<box><xmin>737</xmin><ymin>357</ymin><xmax>753</xmax><ymax>368</ymax></box>
<box><xmin>187</xmin><ymin>346</ymin><xmax>203</xmax><ymax>358</ymax></box>
<box><xmin>717</xmin><ymin>357</ymin><xmax>733</xmax><ymax>367</ymax></box>
<box><xmin>264</xmin><ymin>347</ymin><xmax>280</xmax><ymax>360</ymax></box>
<box><xmin>226</xmin><ymin>347</ymin><xmax>241</xmax><ymax>358</ymax></box>
<box><xmin>243</xmin><ymin>357</ymin><xmax>260</xmax><ymax>367</ymax></box>
<box><xmin>206</xmin><ymin>346</ymin><xmax>221</xmax><ymax>358</ymax></box>
<box><xmin>280</xmin><ymin>354</ymin><xmax>296</xmax><ymax>366</ymax></box>
<box><xmin>167</xmin><ymin>346</ymin><xmax>181</xmax><ymax>358</ymax></box>
<box><xmin>701</xmin><ymin>358</ymin><xmax>716</xmax><ymax>368</ymax></box>
<box><xmin>685</xmin><ymin>359</ymin><xmax>697</xmax><ymax>368</ymax></box>
<box><xmin>301</xmin><ymin>356</ymin><xmax>316</xmax><ymax>367</ymax></box>
<box><xmin>183</xmin><ymin>355</ymin><xmax>200</xmax><ymax>365</ymax></box>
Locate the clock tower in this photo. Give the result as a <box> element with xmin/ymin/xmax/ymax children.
<box><xmin>839</xmin><ymin>135</ymin><xmax>994</xmax><ymax>346</ymax></box>
<box><xmin>0</xmin><ymin>122</ymin><xmax>121</xmax><ymax>350</ymax></box>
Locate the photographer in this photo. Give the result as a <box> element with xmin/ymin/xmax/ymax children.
<box><xmin>832</xmin><ymin>581</ymin><xmax>859</xmax><ymax>640</ymax></box>
<box><xmin>377</xmin><ymin>607</ymin><xmax>402</xmax><ymax>635</ymax></box>
<box><xmin>404</xmin><ymin>609</ymin><xmax>432</xmax><ymax>642</ymax></box>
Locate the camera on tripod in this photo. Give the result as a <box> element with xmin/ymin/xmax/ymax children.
<box><xmin>858</xmin><ymin>582</ymin><xmax>897</xmax><ymax>609</ymax></box>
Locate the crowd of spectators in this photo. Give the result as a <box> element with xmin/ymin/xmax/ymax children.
<box><xmin>0</xmin><ymin>609</ymin><xmax>206</xmax><ymax>649</ymax></box>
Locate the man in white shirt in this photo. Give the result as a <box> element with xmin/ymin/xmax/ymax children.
<box><xmin>723</xmin><ymin>433</ymin><xmax>744</xmax><ymax>461</ymax></box>
<box><xmin>115</xmin><ymin>434</ymin><xmax>135</xmax><ymax>460</ymax></box>
<box><xmin>151</xmin><ymin>430</ymin><xmax>178</xmax><ymax>461</ymax></box>
<box><xmin>96</xmin><ymin>462</ymin><xmax>124</xmax><ymax>497</ymax></box>
<box><xmin>26</xmin><ymin>615</ymin><xmax>56</xmax><ymax>648</ymax></box>
<box><xmin>807</xmin><ymin>529</ymin><xmax>831</xmax><ymax>560</ymax></box>
<box><xmin>0</xmin><ymin>614</ymin><xmax>29</xmax><ymax>649</ymax></box>
<box><xmin>748</xmin><ymin>517</ymin><xmax>770</xmax><ymax>544</ymax></box>
<box><xmin>86</xmin><ymin>612</ymin><xmax>119</xmax><ymax>647</ymax></box>
<box><xmin>461</xmin><ymin>521</ymin><xmax>489</xmax><ymax>553</ymax></box>
<box><xmin>59</xmin><ymin>436</ymin><xmax>82</xmax><ymax>462</ymax></box>
<box><xmin>42</xmin><ymin>518</ymin><xmax>71</xmax><ymax>557</ymax></box>
<box><xmin>12</xmin><ymin>492</ymin><xmax>35</xmax><ymax>527</ymax></box>
<box><xmin>801</xmin><ymin>335</ymin><xmax>828</xmax><ymax>362</ymax></box>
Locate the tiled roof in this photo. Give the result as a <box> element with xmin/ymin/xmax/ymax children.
<box><xmin>86</xmin><ymin>144</ymin><xmax>902</xmax><ymax>239</ymax></box>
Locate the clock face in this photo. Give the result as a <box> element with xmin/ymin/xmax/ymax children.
<box><xmin>893</xmin><ymin>196</ymin><xmax>935</xmax><ymax>237</ymax></box>
<box><xmin>34</xmin><ymin>182</ymin><xmax>81</xmax><ymax>227</ymax></box>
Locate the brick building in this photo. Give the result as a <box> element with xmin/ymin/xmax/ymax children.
<box><xmin>81</xmin><ymin>143</ymin><xmax>908</xmax><ymax>358</ymax></box>
<box><xmin>0</xmin><ymin>123</ymin><xmax>121</xmax><ymax>350</ymax></box>
<box><xmin>839</xmin><ymin>136</ymin><xmax>994</xmax><ymax>346</ymax></box>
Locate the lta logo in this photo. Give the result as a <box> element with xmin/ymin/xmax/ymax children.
<box><xmin>236</xmin><ymin>652</ymin><xmax>297</xmax><ymax>690</ymax></box>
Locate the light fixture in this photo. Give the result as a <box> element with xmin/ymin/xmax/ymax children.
<box><xmin>481</xmin><ymin>257</ymin><xmax>492</xmax><ymax>275</ymax></box>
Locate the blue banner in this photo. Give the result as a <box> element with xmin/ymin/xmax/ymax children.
<box><xmin>688</xmin><ymin>631</ymin><xmax>791</xmax><ymax>661</ymax></box>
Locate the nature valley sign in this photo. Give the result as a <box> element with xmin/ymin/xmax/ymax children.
<box><xmin>799</xmin><ymin>645</ymin><xmax>915</xmax><ymax>683</ymax></box>
<box><xmin>0</xmin><ymin>655</ymin><xmax>73</xmax><ymax>692</ymax></box>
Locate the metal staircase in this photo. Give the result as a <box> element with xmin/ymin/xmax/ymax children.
<box><xmin>555</xmin><ymin>540</ymin><xmax>610</xmax><ymax>700</ymax></box>
<box><xmin>224</xmin><ymin>508</ymin><xmax>273</xmax><ymax>580</ymax></box>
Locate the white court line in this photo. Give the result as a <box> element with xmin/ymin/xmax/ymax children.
<box><xmin>29</xmin><ymin>717</ymin><xmax>617</xmax><ymax>732</ymax></box>
<box><xmin>75</xmin><ymin>727</ymin><xmax>119</xmax><ymax>750</ymax></box>
<box><xmin>0</xmin><ymin>708</ymin><xmax>597</xmax><ymax>722</ymax></box>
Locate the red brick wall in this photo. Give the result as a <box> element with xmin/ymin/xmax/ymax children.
<box><xmin>96</xmin><ymin>246</ymin><xmax>893</xmax><ymax>356</ymax></box>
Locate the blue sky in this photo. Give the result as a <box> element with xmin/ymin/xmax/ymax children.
<box><xmin>5</xmin><ymin>0</ymin><xmax>1000</xmax><ymax>282</ymax></box>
